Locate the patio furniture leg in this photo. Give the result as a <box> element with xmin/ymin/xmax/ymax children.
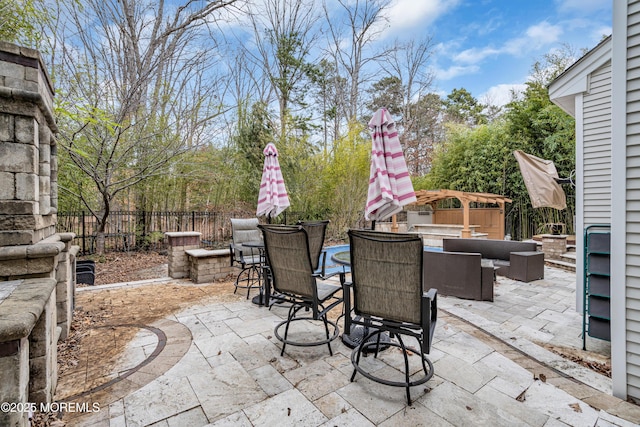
<box><xmin>322</xmin><ymin>315</ymin><xmax>333</xmax><ymax>356</ymax></box>
<box><xmin>396</xmin><ymin>334</ymin><xmax>412</xmax><ymax>405</ymax></box>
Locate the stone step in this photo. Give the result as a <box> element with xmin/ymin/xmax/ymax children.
<box><xmin>546</xmin><ymin>258</ymin><xmax>576</xmax><ymax>272</ymax></box>
<box><xmin>561</xmin><ymin>252</ymin><xmax>576</xmax><ymax>262</ymax></box>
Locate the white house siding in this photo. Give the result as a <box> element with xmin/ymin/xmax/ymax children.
<box><xmin>616</xmin><ymin>0</ymin><xmax>640</xmax><ymax>400</ymax></box>
<box><xmin>583</xmin><ymin>63</ymin><xmax>612</xmax><ymax>226</ymax></box>
<box><xmin>547</xmin><ymin>37</ymin><xmax>612</xmax><ymax>317</ymax></box>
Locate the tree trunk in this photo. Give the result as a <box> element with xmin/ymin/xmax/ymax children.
<box><xmin>96</xmin><ymin>232</ymin><xmax>106</xmax><ymax>255</ymax></box>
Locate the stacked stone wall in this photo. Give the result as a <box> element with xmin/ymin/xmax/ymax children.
<box><xmin>0</xmin><ymin>41</ymin><xmax>75</xmax><ymax>427</ymax></box>
<box><xmin>541</xmin><ymin>234</ymin><xmax>568</xmax><ymax>261</ymax></box>
<box><xmin>186</xmin><ymin>249</ymin><xmax>234</xmax><ymax>283</ymax></box>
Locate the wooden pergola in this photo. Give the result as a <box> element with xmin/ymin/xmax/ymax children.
<box><xmin>412</xmin><ymin>189</ymin><xmax>513</xmax><ymax>238</ymax></box>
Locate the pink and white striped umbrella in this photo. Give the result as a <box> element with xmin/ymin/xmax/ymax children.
<box><xmin>365</xmin><ymin>108</ymin><xmax>416</xmax><ymax>221</ymax></box>
<box><xmin>257</xmin><ymin>143</ymin><xmax>290</xmax><ymax>218</ymax></box>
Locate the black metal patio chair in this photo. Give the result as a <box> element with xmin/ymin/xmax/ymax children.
<box><xmin>229</xmin><ymin>218</ymin><xmax>263</xmax><ymax>298</ymax></box>
<box><xmin>297</xmin><ymin>220</ymin><xmax>330</xmax><ymax>277</ymax></box>
<box><xmin>260</xmin><ymin>224</ymin><xmax>344</xmax><ymax>356</ymax></box>
<box><xmin>346</xmin><ymin>229</ymin><xmax>438</xmax><ymax>405</ymax></box>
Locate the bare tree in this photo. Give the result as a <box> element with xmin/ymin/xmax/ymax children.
<box><xmin>228</xmin><ymin>48</ymin><xmax>272</xmax><ymax>113</ymax></box>
<box><xmin>378</xmin><ymin>37</ymin><xmax>436</xmax><ymax>175</ymax></box>
<box><xmin>309</xmin><ymin>58</ymin><xmax>348</xmax><ymax>154</ymax></box>
<box><xmin>404</xmin><ymin>93</ymin><xmax>444</xmax><ymax>175</ymax></box>
<box><xmin>245</xmin><ymin>0</ymin><xmax>319</xmax><ymax>141</ymax></box>
<box><xmin>323</xmin><ymin>0</ymin><xmax>390</xmax><ymax>124</ymax></box>
<box><xmin>379</xmin><ymin>38</ymin><xmax>434</xmax><ymax>129</ymax></box>
<box><xmin>50</xmin><ymin>0</ymin><xmax>240</xmax><ymax>253</ymax></box>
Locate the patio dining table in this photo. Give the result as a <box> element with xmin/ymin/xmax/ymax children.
<box><xmin>331</xmin><ymin>250</ymin><xmax>351</xmax><ymax>266</ymax></box>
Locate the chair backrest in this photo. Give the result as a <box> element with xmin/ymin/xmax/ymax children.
<box><xmin>260</xmin><ymin>225</ymin><xmax>315</xmax><ymax>299</ymax></box>
<box><xmin>298</xmin><ymin>220</ymin><xmax>329</xmax><ymax>271</ymax></box>
<box><xmin>348</xmin><ymin>229</ymin><xmax>424</xmax><ymax>324</ymax></box>
<box><xmin>231</xmin><ymin>218</ymin><xmax>261</xmax><ymax>244</ymax></box>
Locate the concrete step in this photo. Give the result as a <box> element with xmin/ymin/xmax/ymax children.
<box><xmin>561</xmin><ymin>252</ymin><xmax>576</xmax><ymax>262</ymax></box>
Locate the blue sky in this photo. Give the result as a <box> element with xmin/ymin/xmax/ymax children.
<box><xmin>378</xmin><ymin>0</ymin><xmax>612</xmax><ymax>105</ymax></box>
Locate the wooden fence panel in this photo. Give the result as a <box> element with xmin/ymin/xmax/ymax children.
<box><xmin>433</xmin><ymin>208</ymin><xmax>504</xmax><ymax>239</ymax></box>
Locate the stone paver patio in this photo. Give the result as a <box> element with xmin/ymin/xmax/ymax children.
<box><xmin>59</xmin><ymin>266</ymin><xmax>640</xmax><ymax>426</ymax></box>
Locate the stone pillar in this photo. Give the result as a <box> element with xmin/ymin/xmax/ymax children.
<box><xmin>541</xmin><ymin>234</ymin><xmax>567</xmax><ymax>260</ymax></box>
<box><xmin>56</xmin><ymin>233</ymin><xmax>75</xmax><ymax>340</ymax></box>
<box><xmin>0</xmin><ymin>43</ymin><xmax>58</xmax><ymax>245</ymax></box>
<box><xmin>0</xmin><ymin>278</ymin><xmax>57</xmax><ymax>427</ymax></box>
<box><xmin>0</xmin><ymin>41</ymin><xmax>70</xmax><ymax>426</ymax></box>
<box><xmin>0</xmin><ymin>337</ymin><xmax>29</xmax><ymax>427</ymax></box>
<box><xmin>28</xmin><ymin>289</ymin><xmax>57</xmax><ymax>404</ymax></box>
<box><xmin>166</xmin><ymin>232</ymin><xmax>201</xmax><ymax>279</ymax></box>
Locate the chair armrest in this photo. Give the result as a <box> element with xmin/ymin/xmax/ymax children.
<box><xmin>230</xmin><ymin>243</ymin><xmax>256</xmax><ymax>264</ymax></box>
<box><xmin>319</xmin><ymin>250</ymin><xmax>327</xmax><ymax>277</ymax></box>
<box><xmin>343</xmin><ymin>279</ymin><xmax>353</xmax><ymax>333</ymax></box>
<box><xmin>421</xmin><ymin>288</ymin><xmax>438</xmax><ymax>354</ymax></box>
<box><xmin>229</xmin><ymin>243</ymin><xmax>235</xmax><ymax>266</ymax></box>
<box><xmin>230</xmin><ymin>243</ymin><xmax>249</xmax><ymax>265</ymax></box>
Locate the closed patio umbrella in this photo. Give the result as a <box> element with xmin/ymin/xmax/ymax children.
<box><xmin>365</xmin><ymin>108</ymin><xmax>416</xmax><ymax>225</ymax></box>
<box><xmin>343</xmin><ymin>108</ymin><xmax>416</xmax><ymax>348</ymax></box>
<box><xmin>257</xmin><ymin>143</ymin><xmax>290</xmax><ymax>219</ymax></box>
<box><xmin>514</xmin><ymin>150</ymin><xmax>567</xmax><ymax>210</ymax></box>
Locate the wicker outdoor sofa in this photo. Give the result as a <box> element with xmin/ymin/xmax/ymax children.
<box><xmin>423</xmin><ymin>238</ymin><xmax>544</xmax><ymax>302</ymax></box>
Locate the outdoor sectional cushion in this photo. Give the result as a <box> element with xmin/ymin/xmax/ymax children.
<box><xmin>423</xmin><ymin>251</ymin><xmax>494</xmax><ymax>301</ymax></box>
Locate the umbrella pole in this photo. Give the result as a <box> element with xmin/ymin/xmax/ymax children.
<box><xmin>371</xmin><ymin>220</ymin><xmax>376</xmax><ymax>231</ymax></box>
<box><xmin>391</xmin><ymin>214</ymin><xmax>398</xmax><ymax>233</ymax></box>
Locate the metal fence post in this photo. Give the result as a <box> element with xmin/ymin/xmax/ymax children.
<box><xmin>82</xmin><ymin>211</ymin><xmax>86</xmax><ymax>254</ymax></box>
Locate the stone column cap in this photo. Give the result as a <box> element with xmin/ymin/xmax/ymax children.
<box><xmin>58</xmin><ymin>232</ymin><xmax>76</xmax><ymax>242</ymax></box>
<box><xmin>0</xmin><ymin>241</ymin><xmax>63</xmax><ymax>261</ymax></box>
<box><xmin>0</xmin><ymin>278</ymin><xmax>57</xmax><ymax>341</ymax></box>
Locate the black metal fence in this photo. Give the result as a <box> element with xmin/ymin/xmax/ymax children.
<box><xmin>56</xmin><ymin>210</ymin><xmax>309</xmax><ymax>255</ymax></box>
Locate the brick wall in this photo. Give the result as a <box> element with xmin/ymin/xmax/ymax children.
<box><xmin>166</xmin><ymin>232</ymin><xmax>201</xmax><ymax>279</ymax></box>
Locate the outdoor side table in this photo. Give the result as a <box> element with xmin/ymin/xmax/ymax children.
<box><xmin>510</xmin><ymin>251</ymin><xmax>544</xmax><ymax>282</ymax></box>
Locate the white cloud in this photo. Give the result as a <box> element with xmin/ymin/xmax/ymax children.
<box><xmin>504</xmin><ymin>22</ymin><xmax>562</xmax><ymax>55</ymax></box>
<box><xmin>454</xmin><ymin>46</ymin><xmax>500</xmax><ymax>64</ymax></box>
<box><xmin>525</xmin><ymin>21</ymin><xmax>563</xmax><ymax>45</ymax></box>
<box><xmin>386</xmin><ymin>0</ymin><xmax>461</xmax><ymax>33</ymax></box>
<box><xmin>452</xmin><ymin>21</ymin><xmax>563</xmax><ymax>66</ymax></box>
<box><xmin>434</xmin><ymin>64</ymin><xmax>480</xmax><ymax>81</ymax></box>
<box><xmin>480</xmin><ymin>83</ymin><xmax>527</xmax><ymax>107</ymax></box>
